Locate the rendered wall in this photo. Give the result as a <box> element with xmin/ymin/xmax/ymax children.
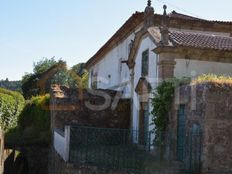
<box><xmin>174</xmin><ymin>59</ymin><xmax>232</xmax><ymax>79</ymax></box>
<box><xmin>132</xmin><ymin>36</ymin><xmax>157</xmax><ymax>133</ymax></box>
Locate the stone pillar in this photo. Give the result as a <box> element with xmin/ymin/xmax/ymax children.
<box><xmin>158</xmin><ymin>55</ymin><xmax>176</xmax><ymax>81</ymax></box>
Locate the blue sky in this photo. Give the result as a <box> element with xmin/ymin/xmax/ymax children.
<box><xmin>0</xmin><ymin>0</ymin><xmax>232</xmax><ymax>80</ymax></box>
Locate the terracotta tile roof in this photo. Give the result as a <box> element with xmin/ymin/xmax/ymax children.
<box><xmin>168</xmin><ymin>11</ymin><xmax>206</xmax><ymax>21</ymax></box>
<box><xmin>86</xmin><ymin>10</ymin><xmax>232</xmax><ymax>69</ymax></box>
<box><xmin>168</xmin><ymin>11</ymin><xmax>232</xmax><ymax>24</ymax></box>
<box><xmin>170</xmin><ymin>31</ymin><xmax>232</xmax><ymax>51</ymax></box>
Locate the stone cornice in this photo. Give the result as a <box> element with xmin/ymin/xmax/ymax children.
<box><xmin>154</xmin><ymin>46</ymin><xmax>232</xmax><ymax>63</ymax></box>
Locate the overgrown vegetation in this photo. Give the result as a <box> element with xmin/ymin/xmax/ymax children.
<box><xmin>151</xmin><ymin>78</ymin><xmax>190</xmax><ymax>144</ymax></box>
<box><xmin>192</xmin><ymin>74</ymin><xmax>232</xmax><ymax>85</ymax></box>
<box><xmin>0</xmin><ymin>88</ymin><xmax>25</xmax><ymax>131</ymax></box>
<box><xmin>5</xmin><ymin>57</ymin><xmax>89</xmax><ymax>146</ymax></box>
<box><xmin>5</xmin><ymin>95</ymin><xmax>50</xmax><ymax>146</ymax></box>
<box><xmin>152</xmin><ymin>74</ymin><xmax>232</xmax><ymax>143</ymax></box>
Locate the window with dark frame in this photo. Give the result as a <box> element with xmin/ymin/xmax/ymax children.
<box><xmin>141</xmin><ymin>50</ymin><xmax>149</xmax><ymax>77</ymax></box>
<box><xmin>91</xmin><ymin>70</ymin><xmax>98</xmax><ymax>89</ymax></box>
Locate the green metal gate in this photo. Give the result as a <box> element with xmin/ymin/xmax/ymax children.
<box><xmin>177</xmin><ymin>104</ymin><xmax>186</xmax><ymax>161</ymax></box>
<box><xmin>187</xmin><ymin>124</ymin><xmax>202</xmax><ymax>174</ymax></box>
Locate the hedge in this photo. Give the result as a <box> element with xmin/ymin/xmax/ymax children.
<box><xmin>6</xmin><ymin>94</ymin><xmax>50</xmax><ymax>146</ymax></box>
<box><xmin>0</xmin><ymin>88</ymin><xmax>25</xmax><ymax>131</ymax></box>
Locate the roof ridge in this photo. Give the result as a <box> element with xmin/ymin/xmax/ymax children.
<box><xmin>169</xmin><ymin>10</ymin><xmax>232</xmax><ymax>23</ymax></box>
<box><xmin>169</xmin><ymin>10</ymin><xmax>206</xmax><ymax>21</ymax></box>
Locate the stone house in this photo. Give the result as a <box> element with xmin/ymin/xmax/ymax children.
<box><xmin>85</xmin><ymin>0</ymin><xmax>232</xmax><ymax>146</ymax></box>
<box><xmin>84</xmin><ymin>1</ymin><xmax>232</xmax><ymax>173</ymax></box>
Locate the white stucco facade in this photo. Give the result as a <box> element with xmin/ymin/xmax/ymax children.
<box><xmin>86</xmin><ymin>9</ymin><xmax>232</xmax><ymax>146</ymax></box>
<box><xmin>132</xmin><ymin>36</ymin><xmax>157</xmax><ymax>134</ymax></box>
<box><xmin>88</xmin><ymin>26</ymin><xmax>143</xmax><ymax>99</ymax></box>
<box><xmin>174</xmin><ymin>59</ymin><xmax>232</xmax><ymax>78</ymax></box>
<box><xmin>87</xmin><ymin>29</ymin><xmax>158</xmax><ymax>143</ymax></box>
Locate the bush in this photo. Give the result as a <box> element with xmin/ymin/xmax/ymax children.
<box><xmin>5</xmin><ymin>94</ymin><xmax>50</xmax><ymax>145</ymax></box>
<box><xmin>0</xmin><ymin>88</ymin><xmax>25</xmax><ymax>131</ymax></box>
<box><xmin>192</xmin><ymin>74</ymin><xmax>232</xmax><ymax>85</ymax></box>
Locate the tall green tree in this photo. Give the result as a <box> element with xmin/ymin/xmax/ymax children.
<box><xmin>33</xmin><ymin>57</ymin><xmax>57</xmax><ymax>74</ymax></box>
<box><xmin>22</xmin><ymin>58</ymin><xmax>89</xmax><ymax>99</ymax></box>
<box><xmin>22</xmin><ymin>58</ymin><xmax>66</xmax><ymax>99</ymax></box>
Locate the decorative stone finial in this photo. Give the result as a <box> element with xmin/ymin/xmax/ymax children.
<box><xmin>163</xmin><ymin>5</ymin><xmax>167</xmax><ymax>16</ymax></box>
<box><xmin>161</xmin><ymin>5</ymin><xmax>168</xmax><ymax>26</ymax></box>
<box><xmin>160</xmin><ymin>5</ymin><xmax>169</xmax><ymax>45</ymax></box>
<box><xmin>144</xmin><ymin>0</ymin><xmax>154</xmax><ymax>28</ymax></box>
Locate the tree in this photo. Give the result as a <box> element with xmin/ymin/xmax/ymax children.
<box><xmin>22</xmin><ymin>58</ymin><xmax>89</xmax><ymax>99</ymax></box>
<box><xmin>22</xmin><ymin>58</ymin><xmax>66</xmax><ymax>99</ymax></box>
<box><xmin>0</xmin><ymin>79</ymin><xmax>22</xmax><ymax>92</ymax></box>
<box><xmin>71</xmin><ymin>63</ymin><xmax>89</xmax><ymax>88</ymax></box>
<box><xmin>33</xmin><ymin>57</ymin><xmax>57</xmax><ymax>74</ymax></box>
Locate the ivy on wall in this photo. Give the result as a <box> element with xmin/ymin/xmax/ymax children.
<box><xmin>151</xmin><ymin>78</ymin><xmax>190</xmax><ymax>143</ymax></box>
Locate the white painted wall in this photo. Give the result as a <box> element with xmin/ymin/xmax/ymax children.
<box><xmin>132</xmin><ymin>36</ymin><xmax>157</xmax><ymax>134</ymax></box>
<box><xmin>174</xmin><ymin>59</ymin><xmax>232</xmax><ymax>78</ymax></box>
<box><xmin>87</xmin><ymin>22</ymin><xmax>232</xmax><ymax>145</ymax></box>
<box><xmin>88</xmin><ymin>26</ymin><xmax>143</xmax><ymax>98</ymax></box>
<box><xmin>53</xmin><ymin>126</ymin><xmax>70</xmax><ymax>162</ymax></box>
<box><xmin>89</xmin><ymin>32</ymin><xmax>135</xmax><ymax>97</ymax></box>
<box><xmin>54</xmin><ymin>130</ymin><xmax>66</xmax><ymax>160</ymax></box>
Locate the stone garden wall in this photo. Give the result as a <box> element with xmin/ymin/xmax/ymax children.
<box><xmin>50</xmin><ymin>85</ymin><xmax>131</xmax><ymax>131</ymax></box>
<box><xmin>169</xmin><ymin>83</ymin><xmax>232</xmax><ymax>174</ymax></box>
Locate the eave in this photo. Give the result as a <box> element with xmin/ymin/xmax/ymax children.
<box><xmin>85</xmin><ymin>11</ymin><xmax>232</xmax><ymax>70</ymax></box>
<box><xmin>153</xmin><ymin>46</ymin><xmax>232</xmax><ymax>63</ymax></box>
<box><xmin>85</xmin><ymin>12</ymin><xmax>144</xmax><ymax>69</ymax></box>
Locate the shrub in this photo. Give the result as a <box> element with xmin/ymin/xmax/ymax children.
<box><xmin>0</xmin><ymin>88</ymin><xmax>25</xmax><ymax>131</ymax></box>
<box><xmin>5</xmin><ymin>94</ymin><xmax>50</xmax><ymax>145</ymax></box>
<box><xmin>192</xmin><ymin>74</ymin><xmax>232</xmax><ymax>85</ymax></box>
